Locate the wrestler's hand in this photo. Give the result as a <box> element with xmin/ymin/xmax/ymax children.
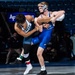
<box><xmin>50</xmin><ymin>17</ymin><xmax>56</xmax><ymax>23</ymax></box>
<box><xmin>35</xmin><ymin>26</ymin><xmax>39</xmax><ymax>31</ymax></box>
<box><xmin>38</xmin><ymin>25</ymin><xmax>43</xmax><ymax>32</ymax></box>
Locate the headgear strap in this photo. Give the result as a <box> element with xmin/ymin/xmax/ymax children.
<box><xmin>42</xmin><ymin>5</ymin><xmax>48</xmax><ymax>11</ymax></box>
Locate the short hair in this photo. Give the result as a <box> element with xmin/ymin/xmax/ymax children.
<box><xmin>38</xmin><ymin>2</ymin><xmax>49</xmax><ymax>8</ymax></box>
<box><xmin>15</xmin><ymin>14</ymin><xmax>26</xmax><ymax>24</ymax></box>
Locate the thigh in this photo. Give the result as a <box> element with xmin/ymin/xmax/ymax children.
<box><xmin>23</xmin><ymin>44</ymin><xmax>31</xmax><ymax>54</ymax></box>
<box><xmin>39</xmin><ymin>30</ymin><xmax>53</xmax><ymax>49</ymax></box>
<box><xmin>32</xmin><ymin>37</ymin><xmax>40</xmax><ymax>44</ymax></box>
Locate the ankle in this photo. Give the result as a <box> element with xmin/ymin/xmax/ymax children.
<box><xmin>26</xmin><ymin>61</ymin><xmax>32</xmax><ymax>67</ymax></box>
<box><xmin>19</xmin><ymin>55</ymin><xmax>23</xmax><ymax>59</ymax></box>
<box><xmin>41</xmin><ymin>65</ymin><xmax>46</xmax><ymax>71</ymax></box>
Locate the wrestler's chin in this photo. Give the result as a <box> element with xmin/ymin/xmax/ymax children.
<box><xmin>39</xmin><ymin>10</ymin><xmax>43</xmax><ymax>14</ymax></box>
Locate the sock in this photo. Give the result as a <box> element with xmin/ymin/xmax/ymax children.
<box><xmin>17</xmin><ymin>54</ymin><xmax>23</xmax><ymax>61</ymax></box>
<box><xmin>25</xmin><ymin>60</ymin><xmax>32</xmax><ymax>67</ymax></box>
<box><xmin>41</xmin><ymin>65</ymin><xmax>46</xmax><ymax>71</ymax></box>
<box><xmin>18</xmin><ymin>54</ymin><xmax>23</xmax><ymax>60</ymax></box>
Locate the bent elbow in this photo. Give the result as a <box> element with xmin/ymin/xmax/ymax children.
<box><xmin>24</xmin><ymin>35</ymin><xmax>28</xmax><ymax>38</ymax></box>
<box><xmin>23</xmin><ymin>34</ymin><xmax>29</xmax><ymax>38</ymax></box>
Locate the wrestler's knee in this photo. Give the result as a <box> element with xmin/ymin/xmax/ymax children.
<box><xmin>37</xmin><ymin>47</ymin><xmax>44</xmax><ymax>57</ymax></box>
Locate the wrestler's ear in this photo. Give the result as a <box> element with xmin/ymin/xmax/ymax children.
<box><xmin>42</xmin><ymin>5</ymin><xmax>48</xmax><ymax>10</ymax></box>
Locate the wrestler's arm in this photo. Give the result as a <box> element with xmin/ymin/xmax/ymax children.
<box><xmin>36</xmin><ymin>17</ymin><xmax>51</xmax><ymax>24</ymax></box>
<box><xmin>34</xmin><ymin>15</ymin><xmax>52</xmax><ymax>32</ymax></box>
<box><xmin>14</xmin><ymin>23</ymin><xmax>38</xmax><ymax>37</ymax></box>
<box><xmin>50</xmin><ymin>10</ymin><xmax>65</xmax><ymax>23</ymax></box>
<box><xmin>36</xmin><ymin>10</ymin><xmax>65</xmax><ymax>24</ymax></box>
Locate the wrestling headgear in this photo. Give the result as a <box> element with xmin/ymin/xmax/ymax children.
<box><xmin>39</xmin><ymin>5</ymin><xmax>48</xmax><ymax>14</ymax></box>
<box><xmin>38</xmin><ymin>2</ymin><xmax>48</xmax><ymax>14</ymax></box>
<box><xmin>42</xmin><ymin>5</ymin><xmax>48</xmax><ymax>11</ymax></box>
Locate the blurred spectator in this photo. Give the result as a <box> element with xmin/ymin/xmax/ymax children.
<box><xmin>70</xmin><ymin>33</ymin><xmax>75</xmax><ymax>60</ymax></box>
<box><xmin>64</xmin><ymin>32</ymin><xmax>73</xmax><ymax>59</ymax></box>
<box><xmin>5</xmin><ymin>32</ymin><xmax>23</xmax><ymax>64</ymax></box>
<box><xmin>0</xmin><ymin>26</ymin><xmax>6</xmax><ymax>51</ymax></box>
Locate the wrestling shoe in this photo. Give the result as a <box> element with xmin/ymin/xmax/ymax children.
<box><xmin>17</xmin><ymin>57</ymin><xmax>22</xmax><ymax>61</ymax></box>
<box><xmin>24</xmin><ymin>64</ymin><xmax>33</xmax><ymax>75</ymax></box>
<box><xmin>37</xmin><ymin>70</ymin><xmax>47</xmax><ymax>75</ymax></box>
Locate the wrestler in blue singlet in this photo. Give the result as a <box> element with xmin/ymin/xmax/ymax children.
<box><xmin>32</xmin><ymin>13</ymin><xmax>54</xmax><ymax>49</ymax></box>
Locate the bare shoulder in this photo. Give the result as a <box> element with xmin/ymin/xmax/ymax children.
<box><xmin>25</xmin><ymin>15</ymin><xmax>34</xmax><ymax>22</ymax></box>
<box><xmin>14</xmin><ymin>22</ymin><xmax>18</xmax><ymax>30</ymax></box>
<box><xmin>14</xmin><ymin>22</ymin><xmax>17</xmax><ymax>25</ymax></box>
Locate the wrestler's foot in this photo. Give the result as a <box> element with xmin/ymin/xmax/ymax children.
<box><xmin>37</xmin><ymin>70</ymin><xmax>47</xmax><ymax>75</ymax></box>
<box><xmin>17</xmin><ymin>57</ymin><xmax>22</xmax><ymax>61</ymax></box>
<box><xmin>24</xmin><ymin>64</ymin><xmax>33</xmax><ymax>75</ymax></box>
<box><xmin>17</xmin><ymin>55</ymin><xmax>23</xmax><ymax>61</ymax></box>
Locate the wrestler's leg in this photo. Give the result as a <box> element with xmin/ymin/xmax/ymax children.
<box><xmin>31</xmin><ymin>37</ymin><xmax>40</xmax><ymax>45</ymax></box>
<box><xmin>23</xmin><ymin>44</ymin><xmax>33</xmax><ymax>75</ymax></box>
<box><xmin>37</xmin><ymin>47</ymin><xmax>47</xmax><ymax>75</ymax></box>
<box><xmin>17</xmin><ymin>48</ymin><xmax>24</xmax><ymax>61</ymax></box>
<box><xmin>37</xmin><ymin>30</ymin><xmax>53</xmax><ymax>75</ymax></box>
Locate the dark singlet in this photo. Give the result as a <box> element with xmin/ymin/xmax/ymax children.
<box><xmin>19</xmin><ymin>20</ymin><xmax>32</xmax><ymax>44</ymax></box>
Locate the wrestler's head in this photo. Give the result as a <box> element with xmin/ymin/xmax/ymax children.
<box><xmin>16</xmin><ymin>14</ymin><xmax>26</xmax><ymax>25</ymax></box>
<box><xmin>38</xmin><ymin>2</ymin><xmax>48</xmax><ymax>14</ymax></box>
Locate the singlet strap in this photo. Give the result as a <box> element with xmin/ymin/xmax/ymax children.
<box><xmin>49</xmin><ymin>12</ymin><xmax>50</xmax><ymax>17</ymax></box>
<box><xmin>41</xmin><ymin>12</ymin><xmax>50</xmax><ymax>18</ymax></box>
